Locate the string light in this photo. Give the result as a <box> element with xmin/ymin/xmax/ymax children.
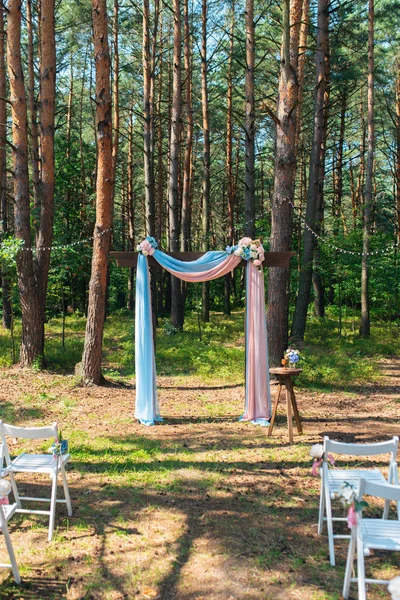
<box><xmin>287</xmin><ymin>199</ymin><xmax>399</xmax><ymax>257</ymax></box>
<box><xmin>1</xmin><ymin>228</ymin><xmax>113</xmax><ymax>253</ymax></box>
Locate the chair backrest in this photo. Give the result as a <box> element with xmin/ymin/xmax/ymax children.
<box><xmin>358</xmin><ymin>478</ymin><xmax>400</xmax><ymax>504</ymax></box>
<box><xmin>0</xmin><ymin>421</ymin><xmax>58</xmax><ymax>441</ymax></box>
<box><xmin>0</xmin><ymin>421</ymin><xmax>58</xmax><ymax>466</ymax></box>
<box><xmin>323</xmin><ymin>436</ymin><xmax>399</xmax><ymax>463</ymax></box>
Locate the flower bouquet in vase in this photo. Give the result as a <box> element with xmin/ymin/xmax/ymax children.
<box><xmin>284</xmin><ymin>346</ymin><xmax>300</xmax><ymax>368</ymax></box>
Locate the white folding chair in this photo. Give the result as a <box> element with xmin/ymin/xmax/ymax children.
<box><xmin>0</xmin><ymin>421</ymin><xmax>72</xmax><ymax>542</ymax></box>
<box><xmin>343</xmin><ymin>479</ymin><xmax>400</xmax><ymax>600</ymax></box>
<box><xmin>0</xmin><ymin>444</ymin><xmax>20</xmax><ymax>583</ymax></box>
<box><xmin>318</xmin><ymin>436</ymin><xmax>399</xmax><ymax>566</ymax></box>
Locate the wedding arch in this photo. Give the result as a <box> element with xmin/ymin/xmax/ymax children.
<box><xmin>111</xmin><ymin>240</ymin><xmax>294</xmax><ymax>426</ymax></box>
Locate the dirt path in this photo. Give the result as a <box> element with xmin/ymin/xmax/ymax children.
<box><xmin>0</xmin><ymin>359</ymin><xmax>398</xmax><ymax>599</ymax></box>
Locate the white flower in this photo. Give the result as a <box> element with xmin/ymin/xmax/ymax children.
<box><xmin>142</xmin><ymin>250</ymin><xmax>149</xmax><ymax>256</ymax></box>
<box><xmin>234</xmin><ymin>248</ymin><xmax>242</xmax><ymax>256</ymax></box>
<box><xmin>310</xmin><ymin>444</ymin><xmax>324</xmax><ymax>459</ymax></box>
<box><xmin>136</xmin><ymin>244</ymin><xmax>141</xmax><ymax>252</ymax></box>
<box><xmin>0</xmin><ymin>479</ymin><xmax>11</xmax><ymax>498</ymax></box>
<box><xmin>337</xmin><ymin>482</ymin><xmax>355</xmax><ymax>506</ymax></box>
<box><xmin>250</xmin><ymin>244</ymin><xmax>257</xmax><ymax>251</ymax></box>
<box><xmin>250</xmin><ymin>250</ymin><xmax>257</xmax><ymax>259</ymax></box>
<box><xmin>388</xmin><ymin>577</ymin><xmax>400</xmax><ymax>599</ymax></box>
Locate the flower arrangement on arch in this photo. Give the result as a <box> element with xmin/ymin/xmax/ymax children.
<box><xmin>336</xmin><ymin>481</ymin><xmax>368</xmax><ymax>529</ymax></box>
<box><xmin>137</xmin><ymin>236</ymin><xmax>158</xmax><ymax>257</ymax></box>
<box><xmin>310</xmin><ymin>443</ymin><xmax>335</xmax><ymax>476</ymax></box>
<box><xmin>226</xmin><ymin>237</ymin><xmax>265</xmax><ymax>270</ymax></box>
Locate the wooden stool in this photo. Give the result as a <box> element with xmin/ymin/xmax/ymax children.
<box><xmin>268</xmin><ymin>367</ymin><xmax>303</xmax><ymax>443</ymax></box>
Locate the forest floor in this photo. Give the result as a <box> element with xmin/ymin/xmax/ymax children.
<box><xmin>0</xmin><ymin>357</ymin><xmax>399</xmax><ymax>599</ymax></box>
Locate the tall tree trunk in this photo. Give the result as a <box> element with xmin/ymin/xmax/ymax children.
<box><xmin>112</xmin><ymin>0</ymin><xmax>119</xmax><ymax>191</ymax></box>
<box><xmin>312</xmin><ymin>35</ymin><xmax>330</xmax><ymax>318</ymax></box>
<box><xmin>181</xmin><ymin>0</ymin><xmax>193</xmax><ymax>252</ymax></box>
<box><xmin>26</xmin><ymin>0</ymin><xmax>40</xmax><ymax>224</ymax></box>
<box><xmin>36</xmin><ymin>0</ymin><xmax>56</xmax><ymax>317</ymax></box>
<box><xmin>168</xmin><ymin>0</ymin><xmax>183</xmax><ymax>329</ymax></box>
<box><xmin>295</xmin><ymin>0</ymin><xmax>310</xmax><ymax>154</ymax></box>
<box><xmin>7</xmin><ymin>0</ymin><xmax>43</xmax><ymax>366</ymax></box>
<box><xmin>80</xmin><ymin>0</ymin><xmax>113</xmax><ymax>383</ymax></box>
<box><xmin>334</xmin><ymin>91</ymin><xmax>346</xmax><ymax>234</ymax></box>
<box><xmin>266</xmin><ymin>0</ymin><xmax>302</xmax><ymax>366</ymax></box>
<box><xmin>395</xmin><ymin>57</ymin><xmax>400</xmax><ymax>242</ymax></box>
<box><xmin>291</xmin><ymin>0</ymin><xmax>329</xmax><ymax>341</ymax></box>
<box><xmin>224</xmin><ymin>2</ymin><xmax>235</xmax><ymax>316</ymax></box>
<box><xmin>360</xmin><ymin>0</ymin><xmax>374</xmax><ymax>336</ymax></box>
<box><xmin>244</xmin><ymin>0</ymin><xmax>255</xmax><ymax>237</ymax></box>
<box><xmin>201</xmin><ymin>0</ymin><xmax>210</xmax><ymax>322</ymax></box>
<box><xmin>143</xmin><ymin>0</ymin><xmax>155</xmax><ymax>236</ymax></box>
<box><xmin>0</xmin><ymin>7</ymin><xmax>11</xmax><ymax>329</ymax></box>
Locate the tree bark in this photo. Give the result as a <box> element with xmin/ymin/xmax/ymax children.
<box><xmin>291</xmin><ymin>0</ymin><xmax>329</xmax><ymax>341</ymax></box>
<box><xmin>267</xmin><ymin>0</ymin><xmax>302</xmax><ymax>366</ymax></box>
<box><xmin>168</xmin><ymin>0</ymin><xmax>183</xmax><ymax>329</ymax></box>
<box><xmin>112</xmin><ymin>0</ymin><xmax>119</xmax><ymax>192</ymax></box>
<box><xmin>80</xmin><ymin>0</ymin><xmax>113</xmax><ymax>383</ymax></box>
<box><xmin>396</xmin><ymin>57</ymin><xmax>400</xmax><ymax>242</ymax></box>
<box><xmin>0</xmin><ymin>7</ymin><xmax>11</xmax><ymax>329</ymax></box>
<box><xmin>181</xmin><ymin>0</ymin><xmax>193</xmax><ymax>253</ymax></box>
<box><xmin>7</xmin><ymin>0</ymin><xmax>44</xmax><ymax>366</ymax></box>
<box><xmin>36</xmin><ymin>0</ymin><xmax>56</xmax><ymax>316</ymax></box>
<box><xmin>26</xmin><ymin>0</ymin><xmax>40</xmax><ymax>225</ymax></box>
<box><xmin>224</xmin><ymin>2</ymin><xmax>235</xmax><ymax>316</ymax></box>
<box><xmin>360</xmin><ymin>0</ymin><xmax>374</xmax><ymax>336</ymax></box>
<box><xmin>143</xmin><ymin>0</ymin><xmax>155</xmax><ymax>237</ymax></box>
<box><xmin>201</xmin><ymin>0</ymin><xmax>210</xmax><ymax>322</ymax></box>
<box><xmin>244</xmin><ymin>0</ymin><xmax>255</xmax><ymax>238</ymax></box>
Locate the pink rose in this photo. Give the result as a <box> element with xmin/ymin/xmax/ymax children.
<box><xmin>253</xmin><ymin>259</ymin><xmax>261</xmax><ymax>266</ymax></box>
<box><xmin>148</xmin><ymin>247</ymin><xmax>155</xmax><ymax>256</ymax></box>
<box><xmin>140</xmin><ymin>240</ymin><xmax>152</xmax><ymax>252</ymax></box>
<box><xmin>238</xmin><ymin>237</ymin><xmax>252</xmax><ymax>247</ymax></box>
<box><xmin>259</xmin><ymin>253</ymin><xmax>265</xmax><ymax>261</ymax></box>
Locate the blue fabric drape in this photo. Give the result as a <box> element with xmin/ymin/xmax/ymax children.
<box><xmin>135</xmin><ymin>250</ymin><xmax>231</xmax><ymax>425</ymax></box>
<box><xmin>134</xmin><ymin>253</ymin><xmax>161</xmax><ymax>425</ymax></box>
<box><xmin>153</xmin><ymin>249</ymin><xmax>228</xmax><ymax>272</ymax></box>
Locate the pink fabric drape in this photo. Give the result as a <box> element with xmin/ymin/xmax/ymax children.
<box><xmin>163</xmin><ymin>253</ymin><xmax>242</xmax><ymax>282</ymax></box>
<box><xmin>241</xmin><ymin>262</ymin><xmax>271</xmax><ymax>421</ymax></box>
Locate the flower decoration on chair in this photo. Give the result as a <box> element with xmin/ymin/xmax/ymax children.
<box><xmin>336</xmin><ymin>481</ymin><xmax>369</xmax><ymax>529</ymax></box>
<box><xmin>226</xmin><ymin>237</ymin><xmax>265</xmax><ymax>270</ymax></box>
<box><xmin>49</xmin><ymin>431</ymin><xmax>68</xmax><ymax>457</ymax></box>
<box><xmin>388</xmin><ymin>576</ymin><xmax>400</xmax><ymax>600</ymax></box>
<box><xmin>310</xmin><ymin>443</ymin><xmax>335</xmax><ymax>476</ymax></box>
<box><xmin>285</xmin><ymin>346</ymin><xmax>300</xmax><ymax>368</ymax></box>
<box><xmin>0</xmin><ymin>478</ymin><xmax>11</xmax><ymax>506</ymax></box>
<box><xmin>137</xmin><ymin>236</ymin><xmax>158</xmax><ymax>257</ymax></box>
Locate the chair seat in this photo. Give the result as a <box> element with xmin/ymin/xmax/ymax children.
<box><xmin>328</xmin><ymin>469</ymin><xmax>386</xmax><ymax>496</ymax></box>
<box><xmin>361</xmin><ymin>519</ymin><xmax>400</xmax><ymax>551</ymax></box>
<box><xmin>4</xmin><ymin>453</ymin><xmax>71</xmax><ymax>474</ymax></box>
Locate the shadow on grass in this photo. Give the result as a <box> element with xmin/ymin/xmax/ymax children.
<box><xmin>0</xmin><ymin>577</ymin><xmax>68</xmax><ymax>599</ymax></box>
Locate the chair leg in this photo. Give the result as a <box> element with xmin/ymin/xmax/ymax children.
<box><xmin>60</xmin><ymin>465</ymin><xmax>72</xmax><ymax>517</ymax></box>
<box><xmin>357</xmin><ymin>530</ymin><xmax>367</xmax><ymax>600</ymax></box>
<box><xmin>324</xmin><ymin>479</ymin><xmax>335</xmax><ymax>566</ymax></box>
<box><xmin>8</xmin><ymin>473</ymin><xmax>21</xmax><ymax>509</ymax></box>
<box><xmin>318</xmin><ymin>480</ymin><xmax>325</xmax><ymax>534</ymax></box>
<box><xmin>0</xmin><ymin>508</ymin><xmax>20</xmax><ymax>584</ymax></box>
<box><xmin>48</xmin><ymin>471</ymin><xmax>58</xmax><ymax>542</ymax></box>
<box><xmin>343</xmin><ymin>529</ymin><xmax>356</xmax><ymax>599</ymax></box>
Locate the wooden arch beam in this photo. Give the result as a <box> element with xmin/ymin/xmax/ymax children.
<box><xmin>110</xmin><ymin>251</ymin><xmax>295</xmax><ymax>269</ymax></box>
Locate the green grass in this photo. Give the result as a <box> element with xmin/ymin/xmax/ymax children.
<box><xmin>2</xmin><ymin>309</ymin><xmax>400</xmax><ymax>388</ymax></box>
